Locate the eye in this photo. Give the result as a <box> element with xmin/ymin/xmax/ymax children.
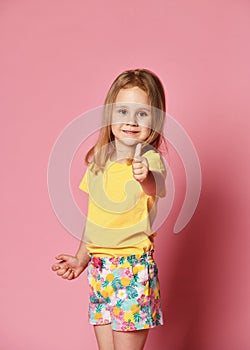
<box><xmin>118</xmin><ymin>108</ymin><xmax>128</xmax><ymax>116</ymax></box>
<box><xmin>137</xmin><ymin>111</ymin><xmax>148</xmax><ymax>117</ymax></box>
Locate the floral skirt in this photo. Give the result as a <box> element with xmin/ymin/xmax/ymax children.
<box><xmin>87</xmin><ymin>251</ymin><xmax>163</xmax><ymax>331</ymax></box>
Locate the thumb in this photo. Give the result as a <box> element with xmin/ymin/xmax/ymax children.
<box><xmin>56</xmin><ymin>254</ymin><xmax>69</xmax><ymax>261</ymax></box>
<box><xmin>134</xmin><ymin>143</ymin><xmax>142</xmax><ymax>160</ymax></box>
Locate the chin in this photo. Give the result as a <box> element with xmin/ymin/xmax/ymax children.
<box><xmin>119</xmin><ymin>137</ymin><xmax>140</xmax><ymax>146</ymax></box>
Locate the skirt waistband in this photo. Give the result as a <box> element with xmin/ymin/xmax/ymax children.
<box><xmin>89</xmin><ymin>250</ymin><xmax>154</xmax><ymax>270</ymax></box>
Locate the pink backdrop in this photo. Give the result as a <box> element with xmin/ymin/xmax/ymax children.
<box><xmin>1</xmin><ymin>1</ymin><xmax>249</xmax><ymax>349</ymax></box>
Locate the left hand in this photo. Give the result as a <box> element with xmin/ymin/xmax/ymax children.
<box><xmin>132</xmin><ymin>143</ymin><xmax>149</xmax><ymax>183</ymax></box>
<box><xmin>51</xmin><ymin>254</ymin><xmax>87</xmax><ymax>280</ymax></box>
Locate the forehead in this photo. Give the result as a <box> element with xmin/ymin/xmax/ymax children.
<box><xmin>115</xmin><ymin>86</ymin><xmax>149</xmax><ymax>105</ymax></box>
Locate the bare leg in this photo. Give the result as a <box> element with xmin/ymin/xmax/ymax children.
<box><xmin>113</xmin><ymin>329</ymin><xmax>149</xmax><ymax>350</ymax></box>
<box><xmin>94</xmin><ymin>324</ymin><xmax>115</xmax><ymax>350</ymax></box>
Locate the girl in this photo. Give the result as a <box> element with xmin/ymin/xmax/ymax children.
<box><xmin>52</xmin><ymin>68</ymin><xmax>167</xmax><ymax>350</ymax></box>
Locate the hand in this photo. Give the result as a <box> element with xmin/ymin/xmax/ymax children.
<box><xmin>51</xmin><ymin>254</ymin><xmax>87</xmax><ymax>280</ymax></box>
<box><xmin>132</xmin><ymin>143</ymin><xmax>149</xmax><ymax>183</ymax></box>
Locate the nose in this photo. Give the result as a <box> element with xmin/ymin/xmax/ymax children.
<box><xmin>126</xmin><ymin>113</ymin><xmax>138</xmax><ymax>125</ymax></box>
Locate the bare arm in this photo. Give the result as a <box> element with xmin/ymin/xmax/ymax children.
<box><xmin>132</xmin><ymin>144</ymin><xmax>166</xmax><ymax>197</ymax></box>
<box><xmin>139</xmin><ymin>170</ymin><xmax>165</xmax><ymax>197</ymax></box>
<box><xmin>51</xmin><ymin>233</ymin><xmax>90</xmax><ymax>280</ymax></box>
<box><xmin>75</xmin><ymin>239</ymin><xmax>91</xmax><ymax>266</ymax></box>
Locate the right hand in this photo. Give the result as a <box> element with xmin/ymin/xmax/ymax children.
<box><xmin>132</xmin><ymin>143</ymin><xmax>149</xmax><ymax>183</ymax></box>
<box><xmin>51</xmin><ymin>254</ymin><xmax>87</xmax><ymax>280</ymax></box>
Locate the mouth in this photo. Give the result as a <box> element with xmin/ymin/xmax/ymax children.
<box><xmin>122</xmin><ymin>129</ymin><xmax>139</xmax><ymax>135</ymax></box>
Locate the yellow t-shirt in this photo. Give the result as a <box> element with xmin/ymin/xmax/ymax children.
<box><xmin>78</xmin><ymin>149</ymin><xmax>166</xmax><ymax>256</ymax></box>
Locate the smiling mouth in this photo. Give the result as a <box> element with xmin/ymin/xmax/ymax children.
<box><xmin>122</xmin><ymin>130</ymin><xmax>139</xmax><ymax>135</ymax></box>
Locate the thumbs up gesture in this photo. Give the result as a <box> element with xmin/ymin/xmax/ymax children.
<box><xmin>132</xmin><ymin>143</ymin><xmax>149</xmax><ymax>183</ymax></box>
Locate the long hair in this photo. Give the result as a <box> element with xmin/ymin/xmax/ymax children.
<box><xmin>85</xmin><ymin>68</ymin><xmax>167</xmax><ymax>174</ymax></box>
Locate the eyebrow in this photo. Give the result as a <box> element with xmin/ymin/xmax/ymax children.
<box><xmin>114</xmin><ymin>105</ymin><xmax>151</xmax><ymax>112</ymax></box>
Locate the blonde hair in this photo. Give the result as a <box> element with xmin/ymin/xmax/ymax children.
<box><xmin>85</xmin><ymin>68</ymin><xmax>167</xmax><ymax>174</ymax></box>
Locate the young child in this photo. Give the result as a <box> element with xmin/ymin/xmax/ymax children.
<box><xmin>52</xmin><ymin>68</ymin><xmax>167</xmax><ymax>350</ymax></box>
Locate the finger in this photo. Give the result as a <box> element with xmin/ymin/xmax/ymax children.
<box><xmin>132</xmin><ymin>161</ymin><xmax>143</xmax><ymax>169</ymax></box>
<box><xmin>133</xmin><ymin>167</ymin><xmax>144</xmax><ymax>175</ymax></box>
<box><xmin>56</xmin><ymin>267</ymin><xmax>68</xmax><ymax>276</ymax></box>
<box><xmin>67</xmin><ymin>270</ymin><xmax>75</xmax><ymax>280</ymax></box>
<box><xmin>52</xmin><ymin>260</ymin><xmax>68</xmax><ymax>271</ymax></box>
<box><xmin>62</xmin><ymin>269</ymin><xmax>72</xmax><ymax>279</ymax></box>
<box><xmin>55</xmin><ymin>261</ymin><xmax>68</xmax><ymax>269</ymax></box>
<box><xmin>134</xmin><ymin>143</ymin><xmax>142</xmax><ymax>160</ymax></box>
<box><xmin>52</xmin><ymin>263</ymin><xmax>62</xmax><ymax>271</ymax></box>
<box><xmin>56</xmin><ymin>254</ymin><xmax>70</xmax><ymax>261</ymax></box>
<box><xmin>134</xmin><ymin>174</ymin><xmax>145</xmax><ymax>182</ymax></box>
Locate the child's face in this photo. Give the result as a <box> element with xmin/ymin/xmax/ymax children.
<box><xmin>111</xmin><ymin>86</ymin><xmax>152</xmax><ymax>146</ymax></box>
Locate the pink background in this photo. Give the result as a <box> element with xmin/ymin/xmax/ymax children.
<box><xmin>1</xmin><ymin>1</ymin><xmax>249</xmax><ymax>349</ymax></box>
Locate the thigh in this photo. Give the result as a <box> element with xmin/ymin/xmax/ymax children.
<box><xmin>113</xmin><ymin>329</ymin><xmax>149</xmax><ymax>350</ymax></box>
<box><xmin>87</xmin><ymin>260</ymin><xmax>112</xmax><ymax>326</ymax></box>
<box><xmin>110</xmin><ymin>253</ymin><xmax>163</xmax><ymax>331</ymax></box>
<box><xmin>94</xmin><ymin>324</ymin><xmax>115</xmax><ymax>350</ymax></box>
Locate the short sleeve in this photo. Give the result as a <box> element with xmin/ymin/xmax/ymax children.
<box><xmin>78</xmin><ymin>167</ymin><xmax>89</xmax><ymax>193</ymax></box>
<box><xmin>144</xmin><ymin>150</ymin><xmax>167</xmax><ymax>177</ymax></box>
<box><xmin>144</xmin><ymin>150</ymin><xmax>167</xmax><ymax>197</ymax></box>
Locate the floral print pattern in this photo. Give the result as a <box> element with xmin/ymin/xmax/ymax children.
<box><xmin>87</xmin><ymin>252</ymin><xmax>163</xmax><ymax>331</ymax></box>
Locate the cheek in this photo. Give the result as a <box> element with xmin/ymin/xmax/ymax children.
<box><xmin>111</xmin><ymin>123</ymin><xmax>122</xmax><ymax>138</ymax></box>
<box><xmin>141</xmin><ymin>127</ymin><xmax>151</xmax><ymax>139</ymax></box>
<box><xmin>138</xmin><ymin>117</ymin><xmax>151</xmax><ymax>129</ymax></box>
<box><xmin>111</xmin><ymin>124</ymin><xmax>116</xmax><ymax>135</ymax></box>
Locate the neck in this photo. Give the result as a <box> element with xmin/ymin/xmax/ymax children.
<box><xmin>111</xmin><ymin>140</ymin><xmax>136</xmax><ymax>163</ymax></box>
